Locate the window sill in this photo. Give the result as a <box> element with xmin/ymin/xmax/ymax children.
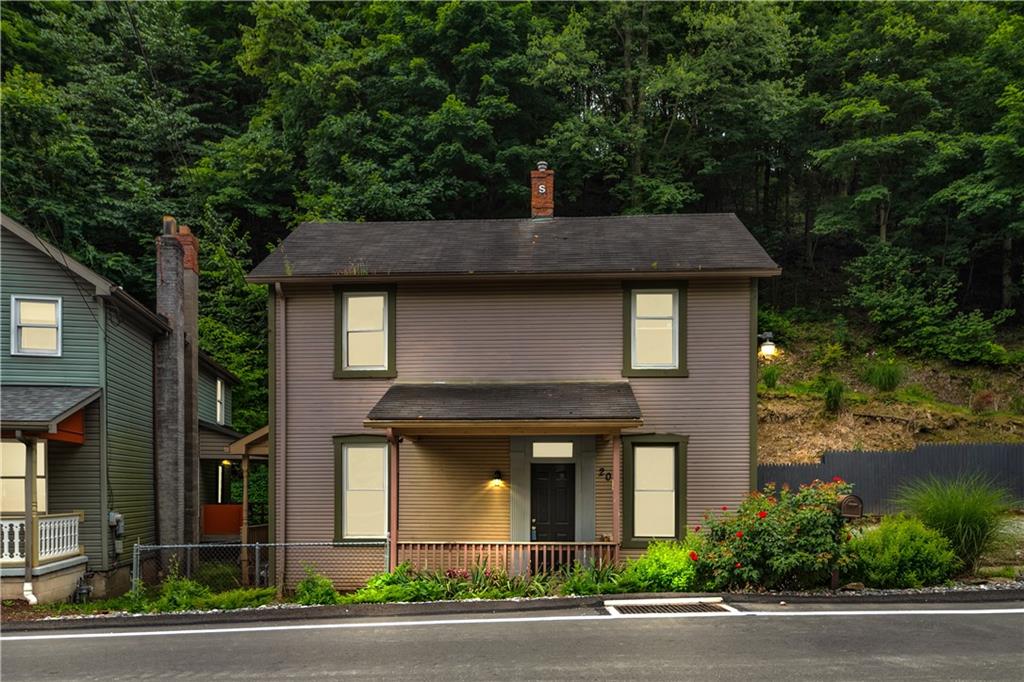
<box><xmin>334</xmin><ymin>369</ymin><xmax>397</xmax><ymax>379</ymax></box>
<box><xmin>621</xmin><ymin>367</ymin><xmax>688</xmax><ymax>378</ymax></box>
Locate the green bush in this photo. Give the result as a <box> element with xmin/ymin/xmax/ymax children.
<box><xmin>760</xmin><ymin>365</ymin><xmax>781</xmax><ymax>389</ymax></box>
<box><xmin>845</xmin><ymin>243</ymin><xmax>1013</xmax><ymax>365</ymax></box>
<box><xmin>1010</xmin><ymin>394</ymin><xmax>1024</xmax><ymax>416</ymax></box>
<box><xmin>822</xmin><ymin>377</ymin><xmax>845</xmax><ymax>414</ymax></box>
<box><xmin>814</xmin><ymin>342</ymin><xmax>846</xmax><ymax>369</ymax></box>
<box><xmin>757</xmin><ymin>308</ymin><xmax>794</xmax><ymax>345</ymax></box>
<box><xmin>201</xmin><ymin>587</ymin><xmax>276</xmax><ymax>610</ymax></box>
<box><xmin>862</xmin><ymin>358</ymin><xmax>903</xmax><ymax>392</ymax></box>
<box><xmin>341</xmin><ymin>563</ymin><xmax>554</xmax><ymax>603</ymax></box>
<box><xmin>295</xmin><ymin>566</ymin><xmax>342</xmax><ymax>605</ymax></box>
<box><xmin>150</xmin><ymin>574</ymin><xmax>211</xmax><ymax>612</ymax></box>
<box><xmin>849</xmin><ymin>516</ymin><xmax>959</xmax><ymax>588</ymax></box>
<box><xmin>192</xmin><ymin>561</ymin><xmax>240</xmax><ymax>591</ymax></box>
<box><xmin>558</xmin><ymin>562</ymin><xmax>622</xmax><ymax>596</ymax></box>
<box><xmin>616</xmin><ymin>536</ymin><xmax>706</xmax><ymax>593</ymax></box>
<box><xmin>698</xmin><ymin>480</ymin><xmax>855</xmax><ymax>590</ymax></box>
<box><xmin>897</xmin><ymin>474</ymin><xmax>1014</xmax><ymax>572</ymax></box>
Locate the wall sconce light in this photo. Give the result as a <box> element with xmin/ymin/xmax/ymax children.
<box><xmin>758</xmin><ymin>331</ymin><xmax>777</xmax><ymax>359</ymax></box>
<box><xmin>489</xmin><ymin>470</ymin><xmax>505</xmax><ymax>488</ymax></box>
<box><xmin>220</xmin><ymin>459</ymin><xmax>232</xmax><ymax>467</ymax></box>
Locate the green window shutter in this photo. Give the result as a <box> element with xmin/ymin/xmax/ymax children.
<box><xmin>621</xmin><ymin>434</ymin><xmax>688</xmax><ymax>549</ymax></box>
<box><xmin>334</xmin><ymin>284</ymin><xmax>397</xmax><ymax>379</ymax></box>
<box><xmin>622</xmin><ymin>281</ymin><xmax>688</xmax><ymax>377</ymax></box>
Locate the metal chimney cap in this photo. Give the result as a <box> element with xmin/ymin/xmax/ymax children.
<box><xmin>536</xmin><ymin>161</ymin><xmax>549</xmax><ymax>171</ymax></box>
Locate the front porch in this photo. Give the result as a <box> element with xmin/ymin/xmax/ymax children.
<box><xmin>0</xmin><ymin>512</ymin><xmax>88</xmax><ymax>602</ymax></box>
<box><xmin>362</xmin><ymin>382</ymin><xmax>644</xmax><ymax>576</ymax></box>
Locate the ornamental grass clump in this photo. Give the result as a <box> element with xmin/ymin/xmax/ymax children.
<box><xmin>848</xmin><ymin>515</ymin><xmax>958</xmax><ymax>589</ymax></box>
<box><xmin>896</xmin><ymin>474</ymin><xmax>1014</xmax><ymax>573</ymax></box>
<box><xmin>697</xmin><ymin>479</ymin><xmax>854</xmax><ymax>591</ymax></box>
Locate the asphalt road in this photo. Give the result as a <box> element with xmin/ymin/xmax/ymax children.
<box><xmin>2</xmin><ymin>602</ymin><xmax>1023</xmax><ymax>681</ymax></box>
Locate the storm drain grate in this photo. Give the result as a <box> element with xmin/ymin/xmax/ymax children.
<box><xmin>612</xmin><ymin>602</ymin><xmax>729</xmax><ymax>615</ymax></box>
<box><xmin>603</xmin><ymin>598</ymin><xmax>738</xmax><ymax>616</ymax></box>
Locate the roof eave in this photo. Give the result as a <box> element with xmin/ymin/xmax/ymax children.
<box><xmin>247</xmin><ymin>268</ymin><xmax>782</xmax><ymax>285</ymax></box>
<box><xmin>363</xmin><ymin>418</ymin><xmax>643</xmax><ymax>436</ymax></box>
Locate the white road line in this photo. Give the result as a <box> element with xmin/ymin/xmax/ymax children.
<box><xmin>3</xmin><ymin>607</ymin><xmax>1022</xmax><ymax>642</ymax></box>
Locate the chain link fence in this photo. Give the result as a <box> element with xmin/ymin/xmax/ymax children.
<box><xmin>132</xmin><ymin>542</ymin><xmax>388</xmax><ymax>594</ymax></box>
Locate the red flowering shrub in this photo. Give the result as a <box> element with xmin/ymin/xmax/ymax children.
<box><xmin>696</xmin><ymin>480</ymin><xmax>855</xmax><ymax>591</ymax></box>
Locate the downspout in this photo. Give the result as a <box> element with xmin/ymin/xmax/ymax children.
<box><xmin>15</xmin><ymin>430</ymin><xmax>37</xmax><ymax>605</ymax></box>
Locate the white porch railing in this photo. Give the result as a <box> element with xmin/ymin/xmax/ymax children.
<box><xmin>0</xmin><ymin>513</ymin><xmax>85</xmax><ymax>566</ymax></box>
<box><xmin>1</xmin><ymin>518</ymin><xmax>26</xmax><ymax>561</ymax></box>
<box><xmin>38</xmin><ymin>513</ymin><xmax>82</xmax><ymax>561</ymax></box>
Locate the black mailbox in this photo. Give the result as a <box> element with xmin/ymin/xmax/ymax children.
<box><xmin>837</xmin><ymin>493</ymin><xmax>863</xmax><ymax>519</ymax></box>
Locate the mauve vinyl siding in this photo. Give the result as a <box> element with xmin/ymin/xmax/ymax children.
<box><xmin>277</xmin><ymin>278</ymin><xmax>753</xmax><ymax>574</ymax></box>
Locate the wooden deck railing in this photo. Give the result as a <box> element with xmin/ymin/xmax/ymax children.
<box><xmin>397</xmin><ymin>541</ymin><xmax>619</xmax><ymax>575</ymax></box>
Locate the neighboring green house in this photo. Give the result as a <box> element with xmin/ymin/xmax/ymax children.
<box><xmin>0</xmin><ymin>214</ymin><xmax>239</xmax><ymax>603</ymax></box>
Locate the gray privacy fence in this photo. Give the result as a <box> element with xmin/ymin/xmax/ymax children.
<box><xmin>757</xmin><ymin>443</ymin><xmax>1024</xmax><ymax>515</ymax></box>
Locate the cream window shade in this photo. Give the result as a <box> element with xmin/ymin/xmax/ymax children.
<box><xmin>344</xmin><ymin>293</ymin><xmax>387</xmax><ymax>370</ymax></box>
<box><xmin>532</xmin><ymin>442</ymin><xmax>573</xmax><ymax>459</ymax></box>
<box><xmin>343</xmin><ymin>444</ymin><xmax>387</xmax><ymax>538</ymax></box>
<box><xmin>0</xmin><ymin>440</ymin><xmax>47</xmax><ymax>514</ymax></box>
<box><xmin>632</xmin><ymin>291</ymin><xmax>677</xmax><ymax>369</ymax></box>
<box><xmin>633</xmin><ymin>445</ymin><xmax>675</xmax><ymax>538</ymax></box>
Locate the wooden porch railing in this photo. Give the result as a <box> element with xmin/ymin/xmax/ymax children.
<box><xmin>0</xmin><ymin>512</ymin><xmax>85</xmax><ymax>566</ymax></box>
<box><xmin>397</xmin><ymin>541</ymin><xmax>620</xmax><ymax>576</ymax></box>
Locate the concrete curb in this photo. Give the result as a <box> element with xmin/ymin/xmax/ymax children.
<box><xmin>4</xmin><ymin>588</ymin><xmax>1023</xmax><ymax>632</ymax></box>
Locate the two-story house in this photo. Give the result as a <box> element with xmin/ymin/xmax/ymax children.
<box><xmin>248</xmin><ymin>163</ymin><xmax>780</xmax><ymax>591</ymax></box>
<box><xmin>0</xmin><ymin>214</ymin><xmax>239</xmax><ymax>603</ymax></box>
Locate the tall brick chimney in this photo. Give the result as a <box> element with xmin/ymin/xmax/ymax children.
<box><xmin>530</xmin><ymin>161</ymin><xmax>554</xmax><ymax>218</ymax></box>
<box><xmin>154</xmin><ymin>216</ymin><xmax>200</xmax><ymax>546</ymax></box>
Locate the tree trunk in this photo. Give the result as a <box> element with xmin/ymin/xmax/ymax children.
<box><xmin>1002</xmin><ymin>235</ymin><xmax>1014</xmax><ymax>309</ymax></box>
<box><xmin>804</xmin><ymin>204</ymin><xmax>816</xmax><ymax>270</ymax></box>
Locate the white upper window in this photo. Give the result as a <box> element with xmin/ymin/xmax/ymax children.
<box><xmin>343</xmin><ymin>292</ymin><xmax>388</xmax><ymax>371</ymax></box>
<box><xmin>215</xmin><ymin>378</ymin><xmax>225</xmax><ymax>425</ymax></box>
<box><xmin>11</xmin><ymin>296</ymin><xmax>61</xmax><ymax>356</ymax></box>
<box><xmin>341</xmin><ymin>443</ymin><xmax>388</xmax><ymax>539</ymax></box>
<box><xmin>633</xmin><ymin>445</ymin><xmax>676</xmax><ymax>538</ymax></box>
<box><xmin>631</xmin><ymin>290</ymin><xmax>677</xmax><ymax>369</ymax></box>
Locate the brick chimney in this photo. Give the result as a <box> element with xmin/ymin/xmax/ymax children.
<box><xmin>530</xmin><ymin>161</ymin><xmax>554</xmax><ymax>218</ymax></box>
<box><xmin>154</xmin><ymin>216</ymin><xmax>201</xmax><ymax>546</ymax></box>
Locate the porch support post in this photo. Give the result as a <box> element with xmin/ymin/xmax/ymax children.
<box><xmin>17</xmin><ymin>432</ymin><xmax>38</xmax><ymax>604</ymax></box>
<box><xmin>387</xmin><ymin>428</ymin><xmax>399</xmax><ymax>571</ymax></box>
<box><xmin>241</xmin><ymin>452</ymin><xmax>250</xmax><ymax>585</ymax></box>
<box><xmin>611</xmin><ymin>431</ymin><xmax>622</xmax><ymax>549</ymax></box>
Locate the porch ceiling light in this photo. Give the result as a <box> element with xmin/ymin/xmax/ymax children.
<box><xmin>489</xmin><ymin>470</ymin><xmax>504</xmax><ymax>488</ymax></box>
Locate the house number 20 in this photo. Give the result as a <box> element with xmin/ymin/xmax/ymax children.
<box><xmin>597</xmin><ymin>467</ymin><xmax>612</xmax><ymax>482</ymax></box>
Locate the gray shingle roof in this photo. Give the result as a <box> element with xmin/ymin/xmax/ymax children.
<box><xmin>248</xmin><ymin>214</ymin><xmax>778</xmax><ymax>281</ymax></box>
<box><xmin>1</xmin><ymin>386</ymin><xmax>101</xmax><ymax>430</ymax></box>
<box><xmin>366</xmin><ymin>382</ymin><xmax>642</xmax><ymax>422</ymax></box>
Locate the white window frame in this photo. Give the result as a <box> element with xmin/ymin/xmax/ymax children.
<box><xmin>342</xmin><ymin>291</ymin><xmax>389</xmax><ymax>371</ymax></box>
<box><xmin>341</xmin><ymin>442</ymin><xmax>388</xmax><ymax>540</ymax></box>
<box><xmin>630</xmin><ymin>289</ymin><xmax>678</xmax><ymax>370</ymax></box>
<box><xmin>10</xmin><ymin>295</ymin><xmax>62</xmax><ymax>357</ymax></box>
<box><xmin>215</xmin><ymin>378</ymin><xmax>225</xmax><ymax>425</ymax></box>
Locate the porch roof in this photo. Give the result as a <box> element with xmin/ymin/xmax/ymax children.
<box><xmin>0</xmin><ymin>385</ymin><xmax>101</xmax><ymax>432</ymax></box>
<box><xmin>365</xmin><ymin>382</ymin><xmax>643</xmax><ymax>434</ymax></box>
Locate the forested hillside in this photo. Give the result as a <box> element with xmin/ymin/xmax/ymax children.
<box><xmin>2</xmin><ymin>2</ymin><xmax>1022</xmax><ymax>433</ymax></box>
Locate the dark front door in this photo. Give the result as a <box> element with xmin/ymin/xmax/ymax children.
<box><xmin>531</xmin><ymin>463</ymin><xmax>575</xmax><ymax>541</ymax></box>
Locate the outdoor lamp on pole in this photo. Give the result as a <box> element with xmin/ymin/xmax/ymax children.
<box><xmin>218</xmin><ymin>459</ymin><xmax>232</xmax><ymax>504</ymax></box>
<box><xmin>758</xmin><ymin>332</ymin><xmax>777</xmax><ymax>358</ymax></box>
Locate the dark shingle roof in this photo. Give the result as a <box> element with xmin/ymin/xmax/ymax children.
<box><xmin>366</xmin><ymin>382</ymin><xmax>642</xmax><ymax>422</ymax></box>
<box><xmin>248</xmin><ymin>214</ymin><xmax>778</xmax><ymax>281</ymax></box>
<box><xmin>1</xmin><ymin>386</ymin><xmax>101</xmax><ymax>430</ymax></box>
